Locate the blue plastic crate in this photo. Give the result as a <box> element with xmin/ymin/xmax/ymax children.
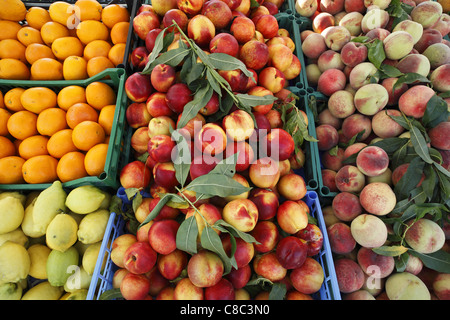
<box><xmin>87</xmin><ymin>190</ymin><xmax>341</xmax><ymax>300</ymax></box>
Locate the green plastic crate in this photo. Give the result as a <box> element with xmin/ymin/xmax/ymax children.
<box><xmin>0</xmin><ymin>68</ymin><xmax>131</xmax><ymax>191</ymax></box>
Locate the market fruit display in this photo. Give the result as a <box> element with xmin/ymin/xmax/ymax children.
<box><xmin>0</xmin><ymin>0</ymin><xmax>129</xmax><ymax>80</ymax></box>
<box><xmin>296</xmin><ymin>0</ymin><xmax>450</xmax><ymax>300</ymax></box>
<box><xmin>0</xmin><ymin>183</ymin><xmax>114</xmax><ymax>300</ymax></box>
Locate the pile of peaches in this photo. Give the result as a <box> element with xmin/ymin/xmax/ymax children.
<box><xmin>296</xmin><ymin>0</ymin><xmax>449</xmax><ymax>300</ymax></box>
<box><xmin>110</xmin><ymin>0</ymin><xmax>330</xmax><ymax>300</ymax></box>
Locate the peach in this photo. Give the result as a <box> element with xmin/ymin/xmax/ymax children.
<box><xmin>146</xmin><ymin>92</ymin><xmax>175</xmax><ymax>118</ymax></box>
<box><xmin>148</xmin><ymin>219</ymin><xmax>179</xmax><ymax>255</ymax></box>
<box><xmin>290</xmin><ymin>257</ymin><xmax>324</xmax><ymax>294</ymax></box>
<box><xmin>120</xmin><ymin>273</ymin><xmax>151</xmax><ymax>300</ymax></box>
<box><xmin>194</xmin><ymin>123</ymin><xmax>227</xmax><ymax>156</ymax></box>
<box><xmin>321</xmin><ymin>26</ymin><xmax>351</xmax><ymax>51</ymax></box>
<box><xmin>185</xmin><ymin>203</ymin><xmax>222</xmax><ymax>239</ymax></box>
<box><xmin>222</xmin><ymin>109</ymin><xmax>255</xmax><ymax>142</ymax></box>
<box><xmin>283</xmin><ymin>54</ymin><xmax>301</xmax><ymax>80</ymax></box>
<box><xmin>327</xmin><ymin>222</ymin><xmax>356</xmax><ymax>254</ymax></box>
<box><xmin>335</xmin><ymin>165</ymin><xmax>366</xmax><ymax>193</ymax></box>
<box><xmin>276</xmin><ymin>200</ymin><xmax>309</xmax><ymax>234</ymax></box>
<box><xmin>397</xmin><ymin>53</ymin><xmax>431</xmax><ymax>78</ymax></box>
<box><xmin>340</xmin><ymin>41</ymin><xmax>367</xmax><ymax>68</ymax></box>
<box><xmin>230</xmin><ymin>16</ymin><xmax>255</xmax><ymax>44</ymax></box>
<box><xmin>383</xmin><ymin>31</ymin><xmax>415</xmax><ymax>60</ymax></box>
<box><xmin>111</xmin><ymin>234</ymin><xmax>138</xmax><ymax>269</ymax></box>
<box><xmin>162</xmin><ymin>9</ymin><xmax>189</xmax><ymax>32</ymax></box>
<box><xmin>422</xmin><ymin>42</ymin><xmax>450</xmax><ymax>69</ymax></box>
<box><xmin>222</xmin><ymin>198</ymin><xmax>259</xmax><ymax>232</ymax></box>
<box><xmin>209</xmin><ymin>32</ymin><xmax>239</xmax><ymax>57</ymax></box>
<box><xmin>248</xmin><ymin>188</ymin><xmax>279</xmax><ymax>221</ymax></box>
<box><xmin>318</xmin><ymin>108</ymin><xmax>341</xmax><ymax>129</ymax></box>
<box><xmin>354</xmin><ymin>83</ymin><xmax>389</xmax><ymax>116</ymax></box>
<box><xmin>253</xmin><ymin>252</ymin><xmax>287</xmax><ymax>282</ymax></box>
<box><xmin>404</xmin><ymin>253</ymin><xmax>423</xmax><ymax>275</ymax></box>
<box><xmin>239</xmin><ymin>40</ymin><xmax>269</xmax><ymax>71</ymax></box>
<box><xmin>222</xmin><ymin>235</ymin><xmax>254</xmax><ymax>268</ymax></box>
<box><xmin>150</xmin><ymin>197</ymin><xmax>180</xmax><ymax>221</ymax></box>
<box><xmin>341</xmin><ymin>113</ymin><xmax>372</xmax><ymax>141</ymax></box>
<box><xmin>348</xmin><ymin>62</ymin><xmax>378</xmax><ymax>90</ymax></box>
<box><xmin>344</xmin><ymin>142</ymin><xmax>367</xmax><ymax>161</ymax></box>
<box><xmin>247</xmin><ymin>86</ymin><xmax>274</xmax><ymax>115</ymax></box>
<box><xmin>365</xmin><ymin>27</ymin><xmax>391</xmax><ymax>41</ymax></box>
<box><xmin>381</xmin><ymin>78</ymin><xmax>408</xmax><ymax>107</ymax></box>
<box><xmin>398</xmin><ymin>85</ymin><xmax>436</xmax><ymax>119</ymax></box>
<box><xmin>268</xmin><ymin>43</ymin><xmax>293</xmax><ymax>73</ymax></box>
<box><xmin>322</xmin><ymin>169</ymin><xmax>338</xmax><ymax>193</ymax></box>
<box><xmin>334</xmin><ymin>258</ymin><xmax>365</xmax><ymax>294</ymax></box>
<box><xmin>125</xmin><ymin>73</ymin><xmax>153</xmax><ymax>103</ymax></box>
<box><xmin>372</xmin><ymin>109</ymin><xmax>404</xmax><ymax>139</ymax></box>
<box><xmin>201</xmin><ymin>0</ymin><xmax>233</xmax><ymax>30</ymax></box>
<box><xmin>173</xmin><ymin>277</ymin><xmax>204</xmax><ymax>300</ymax></box>
<box><xmin>431</xmin><ymin>13</ymin><xmax>450</xmax><ymax>37</ymax></box>
<box><xmin>302</xmin><ymin>33</ymin><xmax>327</xmax><ymax>59</ymax></box>
<box><xmin>225</xmin><ymin>264</ymin><xmax>252</xmax><ymax>289</ymax></box>
<box><xmin>430</xmin><ymin>64</ymin><xmax>450</xmax><ymax>93</ymax></box>
<box><xmin>361</xmin><ymin>8</ymin><xmax>389</xmax><ymax>33</ymax></box>
<box><xmin>120</xmin><ymin>160</ymin><xmax>152</xmax><ymax>190</ymax></box>
<box><xmin>410</xmin><ymin>0</ymin><xmax>443</xmax><ymax>28</ymax></box>
<box><xmin>432</xmin><ymin>273</ymin><xmax>450</xmax><ymax>300</ymax></box>
<box><xmin>187</xmin><ymin>250</ymin><xmax>224</xmax><ymax>288</ymax></box>
<box><xmin>357</xmin><ymin>246</ymin><xmax>395</xmax><ymax>279</ymax></box>
<box><xmin>255</xmin><ymin>14</ymin><xmax>279</xmax><ymax>40</ymax></box>
<box><xmin>157</xmin><ymin>249</ymin><xmax>188</xmax><ymax>281</ymax></box>
<box><xmin>332</xmin><ymin>191</ymin><xmax>362</xmax><ymax>222</ymax></box>
<box><xmin>339</xmin><ymin>11</ymin><xmax>364</xmax><ymax>36</ymax></box>
<box><xmin>133</xmin><ymin>10</ymin><xmax>160</xmax><ymax>41</ymax></box>
<box><xmin>251</xmin><ymin>220</ymin><xmax>280</xmax><ymax>253</ymax></box>
<box><xmin>356</xmin><ymin>145</ymin><xmax>389</xmax><ymax>177</ymax></box>
<box><xmin>165</xmin><ymin>83</ymin><xmax>193</xmax><ymax>115</ymax></box>
<box><xmin>276</xmin><ymin>236</ymin><xmax>308</xmax><ymax>269</ymax></box>
<box><xmin>351</xmin><ymin>213</ymin><xmax>388</xmax><ymax>248</ymax></box>
<box><xmin>316</xmin><ymin>124</ymin><xmax>340</xmax><ymax>152</ymax></box>
<box><xmin>428</xmin><ymin>121</ymin><xmax>450</xmax><ymax>151</ymax></box>
<box><xmin>187</xmin><ymin>14</ymin><xmax>216</xmax><ymax>48</ymax></box>
<box><xmin>322</xmin><ymin>147</ymin><xmax>345</xmax><ymax>172</ymax></box>
<box><xmin>392</xmin><ymin>19</ymin><xmax>424</xmax><ymax>45</ymax></box>
<box><xmin>327</xmin><ymin>90</ymin><xmax>356</xmax><ymax>119</ymax></box>
<box><xmin>385</xmin><ymin>272</ymin><xmax>431</xmax><ymax>300</ymax></box>
<box><xmin>295</xmin><ymin>0</ymin><xmax>318</xmax><ymax>17</ymax></box>
<box><xmin>344</xmin><ymin>0</ymin><xmax>365</xmax><ymax>12</ymax></box>
<box><xmin>414</xmin><ymin>28</ymin><xmax>443</xmax><ymax>53</ymax></box>
<box><xmin>320</xmin><ymin>0</ymin><xmax>345</xmax><ymax>14</ymax></box>
<box><xmin>224</xmin><ymin>141</ymin><xmax>255</xmax><ymax>172</ymax></box>
<box><xmin>359</xmin><ymin>182</ymin><xmax>396</xmax><ymax>216</ymax></box>
<box><xmin>257</xmin><ymin>66</ymin><xmax>286</xmax><ymax>94</ymax></box>
<box><xmin>391</xmin><ymin>163</ymin><xmax>425</xmax><ymax>187</ymax></box>
<box><xmin>405</xmin><ymin>218</ymin><xmax>446</xmax><ymax>254</ymax></box>
<box><xmin>317</xmin><ymin>68</ymin><xmax>347</xmax><ymax>97</ymax></box>
<box><xmin>205</xmin><ymin>278</ymin><xmax>235</xmax><ymax>300</ymax></box>
<box><xmin>264</xmin><ymin>128</ymin><xmax>295</xmax><ymax>161</ymax></box>
<box><xmin>131</xmin><ymin>127</ymin><xmax>151</xmax><ymax>155</ymax></box>
<box><xmin>277</xmin><ymin>173</ymin><xmax>307</xmax><ymax>201</ymax></box>
<box><xmin>343</xmin><ymin>290</ymin><xmax>376</xmax><ymax>300</ymax></box>
<box><xmin>313</xmin><ymin>12</ymin><xmax>335</xmax><ymax>33</ymax></box>
<box><xmin>317</xmin><ymin>50</ymin><xmax>345</xmax><ymax>72</ymax></box>
<box><xmin>177</xmin><ymin>0</ymin><xmax>204</xmax><ymax>16</ymax></box>
<box><xmin>150</xmin><ymin>64</ymin><xmax>176</xmax><ymax>94</ymax></box>
<box><xmin>249</xmin><ymin>157</ymin><xmax>280</xmax><ymax>189</ymax></box>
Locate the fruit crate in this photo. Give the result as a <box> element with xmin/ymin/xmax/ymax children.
<box><xmin>87</xmin><ymin>189</ymin><xmax>341</xmax><ymax>300</ymax></box>
<box><xmin>0</xmin><ymin>68</ymin><xmax>132</xmax><ymax>191</ymax></box>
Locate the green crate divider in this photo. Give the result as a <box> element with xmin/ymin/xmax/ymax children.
<box><xmin>0</xmin><ymin>68</ymin><xmax>131</xmax><ymax>192</ymax></box>
<box><xmin>87</xmin><ymin>190</ymin><xmax>341</xmax><ymax>300</ymax></box>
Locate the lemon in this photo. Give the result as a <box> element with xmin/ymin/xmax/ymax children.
<box><xmin>32</xmin><ymin>181</ymin><xmax>67</xmax><ymax>235</ymax></box>
<box><xmin>65</xmin><ymin>185</ymin><xmax>106</xmax><ymax>214</ymax></box>
<box><xmin>0</xmin><ymin>228</ymin><xmax>28</xmax><ymax>247</ymax></box>
<box><xmin>21</xmin><ymin>281</ymin><xmax>64</xmax><ymax>300</ymax></box>
<box><xmin>21</xmin><ymin>198</ymin><xmax>44</xmax><ymax>238</ymax></box>
<box><xmin>46</xmin><ymin>246</ymin><xmax>80</xmax><ymax>287</ymax></box>
<box><xmin>60</xmin><ymin>289</ymin><xmax>88</xmax><ymax>300</ymax></box>
<box><xmin>82</xmin><ymin>241</ymin><xmax>107</xmax><ymax>275</ymax></box>
<box><xmin>0</xmin><ymin>282</ymin><xmax>22</xmax><ymax>300</ymax></box>
<box><xmin>64</xmin><ymin>266</ymin><xmax>92</xmax><ymax>293</ymax></box>
<box><xmin>0</xmin><ymin>241</ymin><xmax>30</xmax><ymax>284</ymax></box>
<box><xmin>0</xmin><ymin>196</ymin><xmax>25</xmax><ymax>235</ymax></box>
<box><xmin>77</xmin><ymin>209</ymin><xmax>110</xmax><ymax>245</ymax></box>
<box><xmin>28</xmin><ymin>244</ymin><xmax>51</xmax><ymax>280</ymax></box>
<box><xmin>46</xmin><ymin>213</ymin><xmax>78</xmax><ymax>252</ymax></box>
<box><xmin>0</xmin><ymin>191</ymin><xmax>26</xmax><ymax>206</ymax></box>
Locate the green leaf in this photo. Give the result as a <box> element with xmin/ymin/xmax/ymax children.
<box><xmin>213</xmin><ymin>219</ymin><xmax>260</xmax><ymax>244</ymax></box>
<box><xmin>185</xmin><ymin>174</ymin><xmax>252</xmax><ymax>198</ymax></box>
<box><xmin>235</xmin><ymin>93</ymin><xmax>278</xmax><ymax>108</ymax></box>
<box><xmin>422</xmin><ymin>94</ymin><xmax>450</xmax><ymax>129</ymax></box>
<box><xmin>351</xmin><ymin>36</ymin><xmax>370</xmax><ymax>43</ymax></box>
<box><xmin>177</xmin><ymin>84</ymin><xmax>213</xmax><ymax>129</ymax></box>
<box><xmin>422</xmin><ymin>165</ymin><xmax>437</xmax><ymax>201</ymax></box>
<box><xmin>393</xmin><ymin>73</ymin><xmax>430</xmax><ymax>91</ymax></box>
<box><xmin>171</xmin><ymin>130</ymin><xmax>192</xmax><ymax>187</ymax></box>
<box><xmin>372</xmin><ymin>137</ymin><xmax>410</xmax><ymax>155</ymax></box>
<box><xmin>394</xmin><ymin>157</ymin><xmax>426</xmax><ymax>200</ymax></box>
<box><xmin>208</xmin><ymin>152</ymin><xmax>238</xmax><ymax>178</ymax></box>
<box><xmin>410</xmin><ymin>249</ymin><xmax>450</xmax><ymax>273</ymax></box>
<box><xmin>269</xmin><ymin>282</ymin><xmax>287</xmax><ymax>300</ymax></box>
<box><xmin>372</xmin><ymin>245</ymin><xmax>409</xmax><ymax>257</ymax></box>
<box><xmin>206</xmin><ymin>68</ymin><xmax>222</xmax><ymax>96</ymax></box>
<box><xmin>200</xmin><ymin>225</ymin><xmax>236</xmax><ymax>274</ymax></box>
<box><xmin>410</xmin><ymin>126</ymin><xmax>433</xmax><ymax>164</ymax></box>
<box><xmin>366</xmin><ymin>39</ymin><xmax>386</xmax><ymax>69</ymax></box>
<box><xmin>141</xmin><ymin>27</ymin><xmax>169</xmax><ymax>74</ymax></box>
<box><xmin>379</xmin><ymin>64</ymin><xmax>404</xmax><ymax>78</ymax></box>
<box><xmin>145</xmin><ymin>46</ymin><xmax>191</xmax><ymax>74</ymax></box>
<box><xmin>394</xmin><ymin>252</ymin><xmax>410</xmax><ymax>272</ymax></box>
<box><xmin>185</xmin><ymin>61</ymin><xmax>206</xmax><ymax>86</ymax></box>
<box><xmin>207</xmin><ymin>92</ymin><xmax>234</xmax><ymax>123</ymax></box>
<box><xmin>208</xmin><ymin>52</ymin><xmax>255</xmax><ymax>79</ymax></box>
<box><xmin>99</xmin><ymin>288</ymin><xmax>123</xmax><ymax>300</ymax></box>
<box><xmin>176</xmin><ymin>215</ymin><xmax>198</xmax><ymax>255</ymax></box>
<box><xmin>140</xmin><ymin>193</ymin><xmax>172</xmax><ymax>227</ymax></box>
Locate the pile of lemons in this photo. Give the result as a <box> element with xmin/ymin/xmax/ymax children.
<box><xmin>0</xmin><ymin>181</ymin><xmax>112</xmax><ymax>300</ymax></box>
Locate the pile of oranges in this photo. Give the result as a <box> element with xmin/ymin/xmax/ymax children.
<box><xmin>0</xmin><ymin>0</ymin><xmax>130</xmax><ymax>80</ymax></box>
<box><xmin>0</xmin><ymin>81</ymin><xmax>117</xmax><ymax>184</ymax></box>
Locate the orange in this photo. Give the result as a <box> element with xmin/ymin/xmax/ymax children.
<box><xmin>0</xmin><ymin>109</ymin><xmax>11</xmax><ymax>136</ymax></box>
<box><xmin>101</xmin><ymin>4</ymin><xmax>130</xmax><ymax>29</ymax></box>
<box><xmin>0</xmin><ymin>0</ymin><xmax>27</xmax><ymax>22</ymax></box>
<box><xmin>56</xmin><ymin>85</ymin><xmax>87</xmax><ymax>111</ymax></box>
<box><xmin>85</xmin><ymin>81</ymin><xmax>116</xmax><ymax>111</ymax></box>
<box><xmin>4</xmin><ymin>88</ymin><xmax>26</xmax><ymax>112</ymax></box>
<box><xmin>0</xmin><ymin>91</ymin><xmax>4</xmax><ymax>108</ymax></box>
<box><xmin>86</xmin><ymin>56</ymin><xmax>114</xmax><ymax>78</ymax></box>
<box><xmin>25</xmin><ymin>43</ymin><xmax>57</xmax><ymax>65</ymax></box>
<box><xmin>20</xmin><ymin>87</ymin><xmax>58</xmax><ymax>114</ymax></box>
<box><xmin>110</xmin><ymin>21</ymin><xmax>129</xmax><ymax>44</ymax></box>
<box><xmin>0</xmin><ymin>39</ymin><xmax>27</xmax><ymax>63</ymax></box>
<box><xmin>0</xmin><ymin>136</ymin><xmax>16</xmax><ymax>159</ymax></box>
<box><xmin>40</xmin><ymin>21</ymin><xmax>70</xmax><ymax>46</ymax></box>
<box><xmin>47</xmin><ymin>128</ymin><xmax>79</xmax><ymax>159</ymax></box>
<box><xmin>76</xmin><ymin>20</ymin><xmax>110</xmax><ymax>45</ymax></box>
<box><xmin>7</xmin><ymin>110</ymin><xmax>38</xmax><ymax>140</ymax></box>
<box><xmin>51</xmin><ymin>37</ymin><xmax>84</xmax><ymax>61</ymax></box>
<box><xmin>22</xmin><ymin>154</ymin><xmax>59</xmax><ymax>184</ymax></box>
<box><xmin>108</xmin><ymin>43</ymin><xmax>126</xmax><ymax>67</ymax></box>
<box><xmin>0</xmin><ymin>20</ymin><xmax>22</xmax><ymax>40</ymax></box>
<box><xmin>66</xmin><ymin>102</ymin><xmax>98</xmax><ymax>129</ymax></box>
<box><xmin>98</xmin><ymin>104</ymin><xmax>115</xmax><ymax>135</ymax></box>
<box><xmin>72</xmin><ymin>120</ymin><xmax>105</xmax><ymax>151</ymax></box>
<box><xmin>36</xmin><ymin>108</ymin><xmax>68</xmax><ymax>136</ymax></box>
<box><xmin>63</xmin><ymin>56</ymin><xmax>88</xmax><ymax>80</ymax></box>
<box><xmin>57</xmin><ymin>151</ymin><xmax>88</xmax><ymax>182</ymax></box>
<box><xmin>18</xmin><ymin>135</ymin><xmax>49</xmax><ymax>160</ymax></box>
<box><xmin>74</xmin><ymin>0</ymin><xmax>103</xmax><ymax>21</ymax></box>
<box><xmin>0</xmin><ymin>58</ymin><xmax>30</xmax><ymax>80</ymax></box>
<box><xmin>83</xmin><ymin>40</ymin><xmax>112</xmax><ymax>61</ymax></box>
<box><xmin>17</xmin><ymin>26</ymin><xmax>44</xmax><ymax>46</ymax></box>
<box><xmin>49</xmin><ymin>1</ymin><xmax>76</xmax><ymax>27</ymax></box>
<box><xmin>30</xmin><ymin>58</ymin><xmax>63</xmax><ymax>80</ymax></box>
<box><xmin>0</xmin><ymin>156</ymin><xmax>25</xmax><ymax>184</ymax></box>
<box><xmin>84</xmin><ymin>142</ymin><xmax>108</xmax><ymax>176</ymax></box>
<box><xmin>26</xmin><ymin>7</ymin><xmax>52</xmax><ymax>30</ymax></box>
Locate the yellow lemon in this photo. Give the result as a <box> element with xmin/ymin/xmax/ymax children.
<box><xmin>46</xmin><ymin>213</ymin><xmax>78</xmax><ymax>252</ymax></box>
